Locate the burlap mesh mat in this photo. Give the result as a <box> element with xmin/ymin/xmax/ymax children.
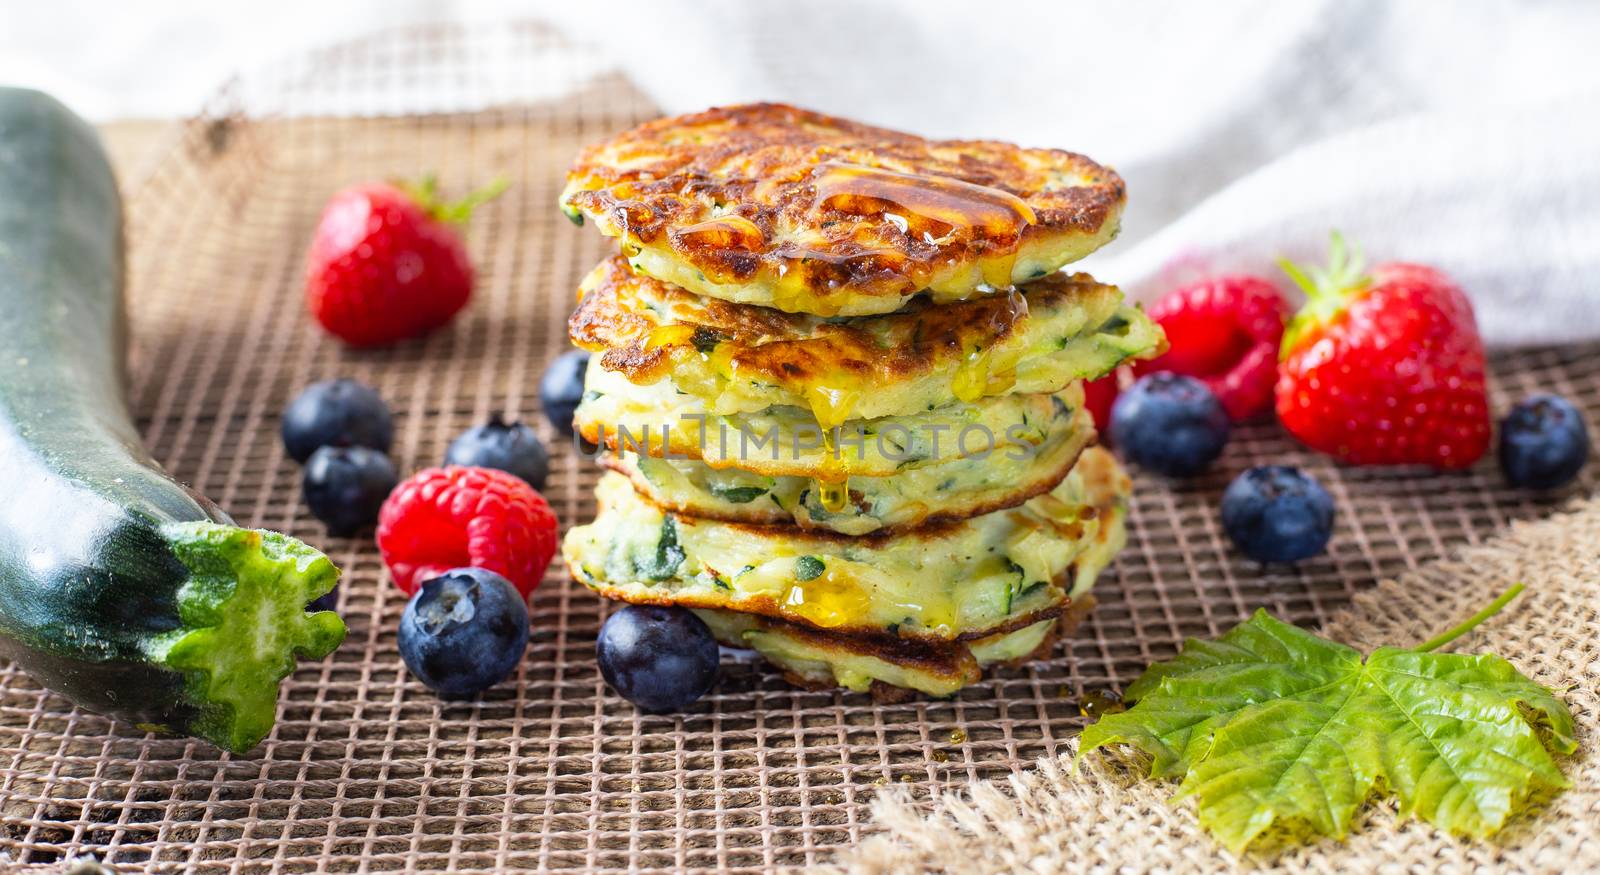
<box><xmin>0</xmin><ymin>24</ymin><xmax>1594</xmax><ymax>873</ymax></box>
<box><xmin>836</xmin><ymin>498</ymin><xmax>1600</xmax><ymax>874</ymax></box>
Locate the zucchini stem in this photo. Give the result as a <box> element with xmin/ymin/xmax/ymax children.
<box><xmin>144</xmin><ymin>522</ymin><xmax>346</xmax><ymax>753</ymax></box>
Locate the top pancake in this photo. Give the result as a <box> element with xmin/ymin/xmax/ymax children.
<box><xmin>561</xmin><ymin>103</ymin><xmax>1125</xmax><ymax>316</ymax></box>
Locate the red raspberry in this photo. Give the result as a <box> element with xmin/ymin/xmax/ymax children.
<box><xmin>376</xmin><ymin>466</ymin><xmax>558</xmax><ymax>600</ymax></box>
<box><xmin>1082</xmin><ymin>371</ymin><xmax>1121</xmax><ymax>433</ymax></box>
<box><xmin>1135</xmin><ymin>276</ymin><xmax>1289</xmax><ymax>421</ymax></box>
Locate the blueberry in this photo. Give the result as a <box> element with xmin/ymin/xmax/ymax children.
<box><xmin>445</xmin><ymin>414</ymin><xmax>549</xmax><ymax>489</ymax></box>
<box><xmin>1110</xmin><ymin>373</ymin><xmax>1230</xmax><ymax>477</ymax></box>
<box><xmin>399</xmin><ymin>568</ymin><xmax>529</xmax><ymax>698</ymax></box>
<box><xmin>302</xmin><ymin>445</ymin><xmax>399</xmax><ymax>536</ymax></box>
<box><xmin>596</xmin><ymin>604</ymin><xmax>719</xmax><ymax>712</ymax></box>
<box><xmin>281</xmin><ymin>379</ymin><xmax>394</xmax><ymax>463</ymax></box>
<box><xmin>308</xmin><ymin>585</ymin><xmax>339</xmax><ymax>614</ymax></box>
<box><xmin>1221</xmin><ymin>466</ymin><xmax>1335</xmax><ymax>563</ymax></box>
<box><xmin>1499</xmin><ymin>394</ymin><xmax>1589</xmax><ymax>490</ymax></box>
<box><xmin>540</xmin><ymin>350</ymin><xmax>590</xmax><ymax>438</ymax></box>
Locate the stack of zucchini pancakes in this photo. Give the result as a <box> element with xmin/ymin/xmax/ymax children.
<box><xmin>560</xmin><ymin>104</ymin><xmax>1164</xmax><ymax>699</ymax></box>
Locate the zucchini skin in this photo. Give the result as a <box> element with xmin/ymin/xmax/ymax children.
<box><xmin>0</xmin><ymin>88</ymin><xmax>344</xmax><ymax>751</ymax></box>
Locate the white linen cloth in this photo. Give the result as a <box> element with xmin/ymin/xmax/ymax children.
<box><xmin>539</xmin><ymin>0</ymin><xmax>1600</xmax><ymax>347</ymax></box>
<box><xmin>5</xmin><ymin>0</ymin><xmax>1599</xmax><ymax>344</ymax></box>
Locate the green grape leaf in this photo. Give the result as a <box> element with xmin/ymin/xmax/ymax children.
<box><xmin>1079</xmin><ymin>600</ymin><xmax>1576</xmax><ymax>853</ymax></box>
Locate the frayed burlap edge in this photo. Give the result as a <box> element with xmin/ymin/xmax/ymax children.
<box><xmin>830</xmin><ymin>495</ymin><xmax>1600</xmax><ymax>874</ymax></box>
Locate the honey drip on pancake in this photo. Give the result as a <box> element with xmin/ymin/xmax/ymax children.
<box><xmin>770</xmin><ymin>244</ymin><xmax>903</xmax><ymax>316</ymax></box>
<box><xmin>810</xmin><ymin>162</ymin><xmax>1035</xmax><ymax>244</ymax></box>
<box><xmin>806</xmin><ymin>383</ymin><xmax>862</xmax><ymax>432</ymax></box>
<box><xmin>950</xmin><ymin>290</ymin><xmax>1028</xmax><ymax>402</ymax></box>
<box><xmin>671</xmin><ymin>214</ymin><xmax>765</xmax><ymax>251</ymax></box>
<box><xmin>980</xmin><ymin>249</ymin><xmax>1021</xmax><ymax>290</ymax></box>
<box><xmin>951</xmin><ymin>349</ymin><xmax>994</xmax><ymax>403</ymax></box>
<box><xmin>782</xmin><ymin>567</ymin><xmax>870</xmax><ymax>628</ymax></box>
<box><xmin>816</xmin><ymin>474</ymin><xmax>850</xmax><ymax>514</ymax></box>
<box><xmin>806</xmin><ymin>382</ymin><xmax>861</xmax><ymax>514</ymax></box>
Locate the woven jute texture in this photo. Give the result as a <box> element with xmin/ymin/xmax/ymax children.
<box><xmin>836</xmin><ymin>499</ymin><xmax>1600</xmax><ymax>875</ymax></box>
<box><xmin>0</xmin><ymin>24</ymin><xmax>1594</xmax><ymax>873</ymax></box>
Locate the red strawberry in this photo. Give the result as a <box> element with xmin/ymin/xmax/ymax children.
<box><xmin>305</xmin><ymin>177</ymin><xmax>505</xmax><ymax>347</ymax></box>
<box><xmin>1135</xmin><ymin>275</ymin><xmax>1289</xmax><ymax>421</ymax></box>
<box><xmin>376</xmin><ymin>466</ymin><xmax>558</xmax><ymax>601</ymax></box>
<box><xmin>1275</xmin><ymin>233</ymin><xmax>1490</xmax><ymax>469</ymax></box>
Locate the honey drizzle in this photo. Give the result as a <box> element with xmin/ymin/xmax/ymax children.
<box><xmin>949</xmin><ymin>290</ymin><xmax>1029</xmax><ymax>402</ymax></box>
<box><xmin>979</xmin><ymin>250</ymin><xmax>1020</xmax><ymax>289</ymax></box>
<box><xmin>806</xmin><ymin>383</ymin><xmax>862</xmax><ymax>432</ymax></box>
<box><xmin>805</xmin><ymin>381</ymin><xmax>861</xmax><ymax>514</ymax></box>
<box><xmin>782</xmin><ymin>567</ymin><xmax>869</xmax><ymax>628</ymax></box>
<box><xmin>950</xmin><ymin>350</ymin><xmax>991</xmax><ymax>403</ymax></box>
<box><xmin>816</xmin><ymin>428</ymin><xmax>850</xmax><ymax>514</ymax></box>
<box><xmin>810</xmin><ymin>162</ymin><xmax>1036</xmax><ymax>240</ymax></box>
<box><xmin>816</xmin><ymin>473</ymin><xmax>850</xmax><ymax>513</ymax></box>
<box><xmin>671</xmin><ymin>214</ymin><xmax>766</xmax><ymax>251</ymax></box>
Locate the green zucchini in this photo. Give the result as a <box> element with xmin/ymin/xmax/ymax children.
<box><xmin>0</xmin><ymin>88</ymin><xmax>345</xmax><ymax>753</ymax></box>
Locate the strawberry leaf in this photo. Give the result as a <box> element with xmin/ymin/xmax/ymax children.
<box><xmin>1278</xmin><ymin>230</ymin><xmax>1373</xmax><ymax>357</ymax></box>
<box><xmin>394</xmin><ymin>175</ymin><xmax>509</xmax><ymax>225</ymax></box>
<box><xmin>1080</xmin><ymin>601</ymin><xmax>1575</xmax><ymax>853</ymax></box>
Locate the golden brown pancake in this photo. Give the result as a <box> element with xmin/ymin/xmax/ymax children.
<box><xmin>693</xmin><ymin>611</ymin><xmax>1057</xmax><ymax>698</ymax></box>
<box><xmin>561</xmin><ymin>103</ymin><xmax>1125</xmax><ymax>316</ymax></box>
<box><xmin>601</xmin><ymin>403</ymin><xmax>1095</xmax><ymax>536</ymax></box>
<box><xmin>575</xmin><ymin>359</ymin><xmax>1081</xmax><ymax>480</ymax></box>
<box><xmin>561</xmin><ymin>448</ymin><xmax>1130</xmax><ymax>643</ymax></box>
<box><xmin>697</xmin><ymin>592</ymin><xmax>1100</xmax><ymax>700</ymax></box>
<box><xmin>569</xmin><ymin>255</ymin><xmax>1162</xmax><ymax>424</ymax></box>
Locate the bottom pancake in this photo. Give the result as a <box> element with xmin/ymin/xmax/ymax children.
<box><xmin>694</xmin><ymin>612</ymin><xmax>1056</xmax><ymax>698</ymax></box>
